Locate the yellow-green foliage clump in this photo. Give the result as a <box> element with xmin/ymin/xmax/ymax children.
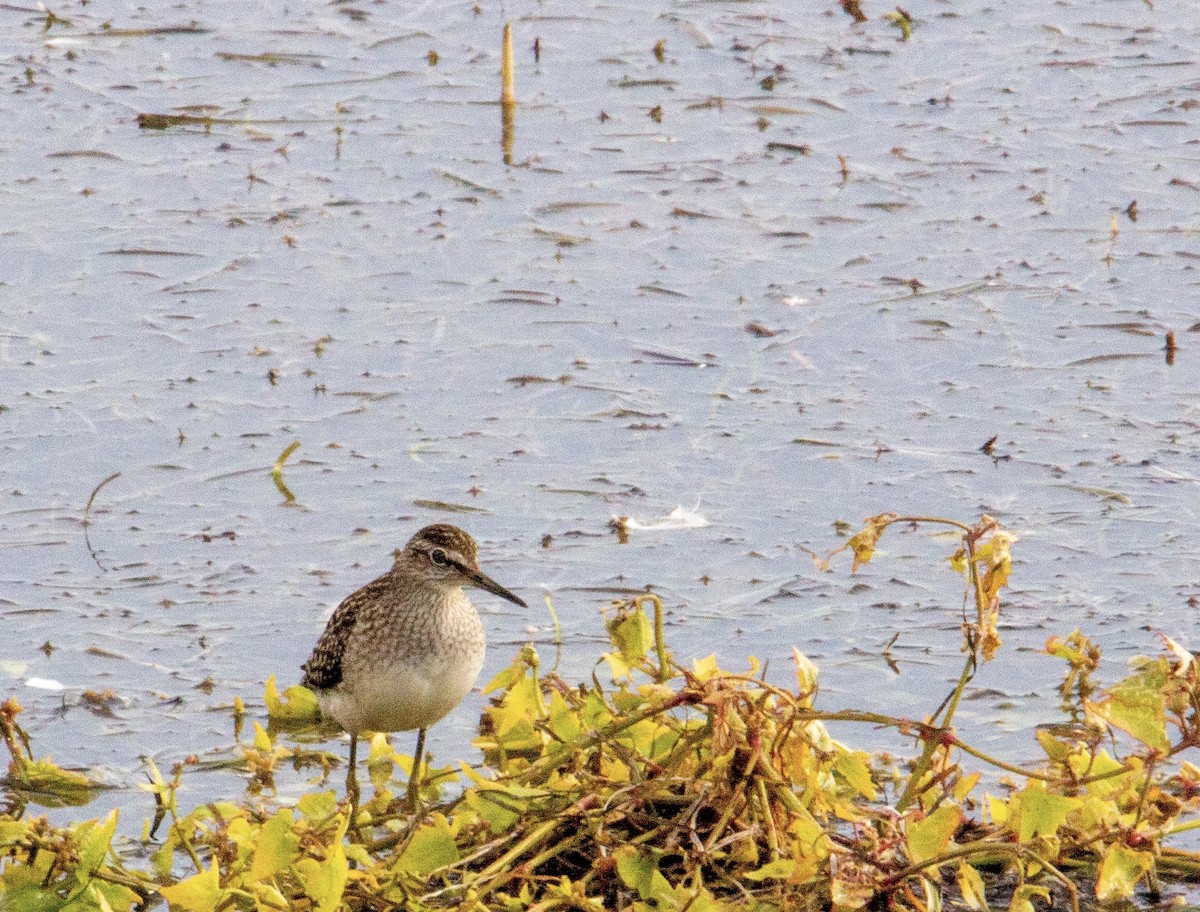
<box><xmin>4</xmin><ymin>514</ymin><xmax>1200</xmax><ymax>912</ymax></box>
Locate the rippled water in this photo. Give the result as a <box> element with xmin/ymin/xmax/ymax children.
<box><xmin>2</xmin><ymin>0</ymin><xmax>1197</xmax><ymax>830</ymax></box>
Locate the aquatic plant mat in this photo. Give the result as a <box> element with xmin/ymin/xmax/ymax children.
<box><xmin>4</xmin><ymin>515</ymin><xmax>1200</xmax><ymax>911</ymax></box>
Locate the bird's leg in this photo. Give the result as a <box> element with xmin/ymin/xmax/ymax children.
<box><xmin>405</xmin><ymin>727</ymin><xmax>427</xmax><ymax>816</ymax></box>
<box><xmin>346</xmin><ymin>733</ymin><xmax>360</xmax><ymax>822</ymax></box>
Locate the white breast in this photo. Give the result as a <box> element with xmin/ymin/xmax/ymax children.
<box><xmin>320</xmin><ymin>646</ymin><xmax>485</xmax><ymax>735</ymax></box>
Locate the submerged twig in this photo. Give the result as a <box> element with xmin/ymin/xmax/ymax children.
<box><xmin>82</xmin><ymin>471</ymin><xmax>121</xmax><ymax>570</ymax></box>
<box><xmin>272</xmin><ymin>440</ymin><xmax>301</xmax><ymax>504</ymax></box>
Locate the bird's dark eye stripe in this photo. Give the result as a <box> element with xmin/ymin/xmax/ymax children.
<box><xmin>430</xmin><ymin>548</ymin><xmax>448</xmax><ymax>566</ymax></box>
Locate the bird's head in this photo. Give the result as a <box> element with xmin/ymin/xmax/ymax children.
<box><xmin>398</xmin><ymin>523</ymin><xmax>527</xmax><ymax>607</ymax></box>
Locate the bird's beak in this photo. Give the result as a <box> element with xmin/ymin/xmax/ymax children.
<box><xmin>467</xmin><ymin>567</ymin><xmax>527</xmax><ymax>608</ymax></box>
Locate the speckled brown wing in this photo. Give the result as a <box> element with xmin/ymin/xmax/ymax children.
<box><xmin>301</xmin><ymin>574</ymin><xmax>393</xmax><ymax>691</ymax></box>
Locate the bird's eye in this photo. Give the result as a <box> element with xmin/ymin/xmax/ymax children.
<box><xmin>430</xmin><ymin>548</ymin><xmax>448</xmax><ymax>566</ymax></box>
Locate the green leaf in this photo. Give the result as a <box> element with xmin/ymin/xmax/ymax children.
<box><xmin>1068</xmin><ymin>748</ymin><xmax>1127</xmax><ymax>799</ymax></box>
<box><xmin>464</xmin><ymin>786</ymin><xmax>521</xmax><ymax>834</ymax></box>
<box><xmin>74</xmin><ymin>809</ymin><xmax>118</xmax><ymax>883</ymax></box>
<box><xmin>248</xmin><ymin>809</ymin><xmax>299</xmax><ymax>883</ymax></box>
<box><xmin>1095</xmin><ymin>843</ymin><xmax>1153</xmax><ymax>902</ymax></box>
<box><xmin>395</xmin><ymin>814</ymin><xmax>459</xmax><ymax>876</ymax></box>
<box><xmin>11</xmin><ymin>756</ymin><xmax>100</xmax><ymax>806</ymax></box>
<box><xmin>1090</xmin><ymin>674</ymin><xmax>1169</xmax><ymax>752</ymax></box>
<box><xmin>906</xmin><ymin>805</ymin><xmax>961</xmax><ymax>864</ymax></box>
<box><xmin>607</xmin><ymin>608</ymin><xmax>652</xmax><ymax>665</ymax></box>
<box><xmin>0</xmin><ymin>863</ymin><xmax>67</xmax><ymax>912</ymax></box>
<box><xmin>251</xmin><ymin>883</ymin><xmax>291</xmax><ymax>910</ymax></box>
<box><xmin>1034</xmin><ymin>729</ymin><xmax>1070</xmax><ymax>763</ymax></box>
<box><xmin>81</xmin><ymin>881</ymin><xmax>117</xmax><ymax>912</ymax></box>
<box><xmin>158</xmin><ymin>860</ymin><xmax>226</xmax><ymax>912</ymax></box>
<box><xmin>62</xmin><ymin>880</ymin><xmax>139</xmax><ymax>912</ymax></box>
<box><xmin>579</xmin><ymin>691</ymin><xmax>612</xmax><ymax>730</ymax></box>
<box><xmin>614</xmin><ymin>846</ymin><xmax>672</xmax><ymax>903</ymax></box>
<box><xmin>459</xmin><ymin>765</ymin><xmax>544</xmax><ymax>834</ymax></box>
<box><xmin>0</xmin><ymin>818</ymin><xmax>29</xmax><ymax>846</ymax></box>
<box><xmin>1015</xmin><ymin>783</ymin><xmax>1081</xmax><ymax>842</ymax></box>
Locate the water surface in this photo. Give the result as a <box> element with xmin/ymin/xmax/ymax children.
<box><xmin>1</xmin><ymin>0</ymin><xmax>1197</xmax><ymax>831</ymax></box>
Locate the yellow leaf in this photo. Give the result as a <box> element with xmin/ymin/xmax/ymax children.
<box><xmin>788</xmin><ymin>806</ymin><xmax>832</xmax><ymax>859</ymax></box>
<box><xmin>295</xmin><ymin>838</ymin><xmax>347</xmax><ymax>912</ymax></box>
<box><xmin>833</xmin><ymin>748</ymin><xmax>876</xmax><ymax>800</ymax></box>
<box><xmin>395</xmin><ymin>814</ymin><xmax>459</xmax><ymax>876</ymax></box>
<box><xmin>248</xmin><ymin>809</ymin><xmax>299</xmax><ymax>883</ymax></box>
<box><xmin>975</xmin><ymin>530</ymin><xmax>1018</xmax><ymax>602</ymax></box>
<box><xmin>482</xmin><ymin>657</ymin><xmax>522</xmax><ymax>694</ymax></box>
<box><xmin>252</xmin><ymin>882</ymin><xmax>290</xmax><ymax>910</ymax></box>
<box><xmin>1095</xmin><ymin>843</ymin><xmax>1154</xmax><ymax>902</ymax></box>
<box><xmin>12</xmin><ymin>755</ymin><xmax>98</xmax><ymax>804</ymax></box>
<box><xmin>1181</xmin><ymin>761</ymin><xmax>1200</xmax><ymax>791</ymax></box>
<box><xmin>158</xmin><ymin>860</ymin><xmax>226</xmax><ymax>912</ymax></box>
<box><xmin>846</xmin><ymin>514</ymin><xmax>893</xmax><ymax>572</ymax></box>
<box><xmin>253</xmin><ymin>722</ymin><xmax>272</xmax><ymax>752</ymax></box>
<box><xmin>296</xmin><ymin>791</ymin><xmax>338</xmax><ymax>821</ymax></box>
<box><xmin>263</xmin><ymin>676</ymin><xmax>320</xmax><ymax>724</ymax></box>
<box><xmin>458</xmin><ymin>761</ymin><xmax>493</xmax><ymax>789</ymax></box>
<box><xmin>1068</xmin><ymin>748</ymin><xmax>1127</xmax><ymax>798</ymax></box>
<box><xmin>792</xmin><ymin>648</ymin><xmax>819</xmax><ymax>696</ymax></box>
<box><xmin>956</xmin><ymin>861</ymin><xmax>987</xmax><ymax>910</ymax></box>
<box><xmin>980</xmin><ymin>622</ymin><xmax>1002</xmax><ymax>662</ymax></box>
<box><xmin>546</xmin><ymin>690</ymin><xmax>580</xmax><ymax>744</ymax></box>
<box><xmin>948</xmin><ymin>547</ymin><xmax>967</xmax><ymax>574</ymax></box>
<box><xmin>906</xmin><ymin>804</ymin><xmax>961</xmax><ymax>864</ymax></box>
<box><xmin>691</xmin><ymin>654</ymin><xmax>719</xmax><ymax>682</ymax></box>
<box><xmin>1008</xmin><ymin>884</ymin><xmax>1049</xmax><ymax>912</ymax></box>
<box><xmin>1014</xmin><ymin>783</ymin><xmax>1081</xmax><ymax>842</ymax></box>
<box><xmin>87</xmin><ymin>881</ymin><xmax>118</xmax><ymax>912</ymax></box>
<box><xmin>366</xmin><ymin>732</ymin><xmax>397</xmax><ymax>791</ymax></box>
<box><xmin>953</xmin><ymin>771</ymin><xmax>980</xmax><ymax>802</ymax></box>
<box><xmin>463</xmin><ymin>786</ymin><xmax>521</xmax><ymax>834</ymax></box>
<box><xmin>602</xmin><ymin>650</ymin><xmax>633</xmax><ymax>681</ymax></box>
<box><xmin>490</xmin><ymin>674</ymin><xmax>542</xmax><ymax>741</ymax></box>
<box><xmin>744</xmin><ymin>858</ymin><xmax>795</xmax><ymax>881</ymax></box>
<box><xmin>607</xmin><ymin>607</ymin><xmax>652</xmax><ymax>664</ymax></box>
<box><xmin>1044</xmin><ymin>630</ymin><xmax>1098</xmax><ymax>670</ymax></box>
<box><xmin>1035</xmin><ymin>729</ymin><xmax>1070</xmax><ymax>763</ymax></box>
